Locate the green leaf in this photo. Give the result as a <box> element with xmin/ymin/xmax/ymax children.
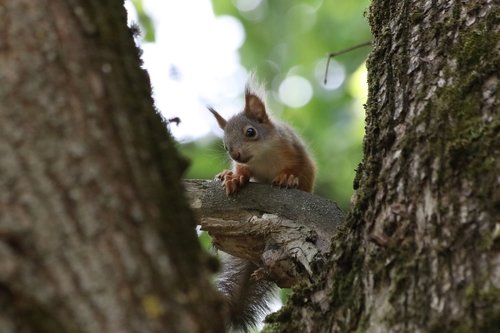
<box><xmin>131</xmin><ymin>0</ymin><xmax>156</xmax><ymax>42</ymax></box>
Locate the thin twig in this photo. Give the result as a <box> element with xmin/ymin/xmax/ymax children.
<box><xmin>324</xmin><ymin>41</ymin><xmax>372</xmax><ymax>85</ymax></box>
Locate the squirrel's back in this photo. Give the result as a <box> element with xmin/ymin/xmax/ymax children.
<box><xmin>246</xmin><ymin>120</ymin><xmax>315</xmax><ymax>192</ymax></box>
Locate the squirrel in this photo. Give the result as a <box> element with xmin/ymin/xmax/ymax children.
<box><xmin>208</xmin><ymin>80</ymin><xmax>316</xmax><ymax>195</ymax></box>
<box><xmin>208</xmin><ymin>77</ymin><xmax>316</xmax><ymax>332</ymax></box>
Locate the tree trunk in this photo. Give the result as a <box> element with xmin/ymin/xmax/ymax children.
<box><xmin>0</xmin><ymin>1</ymin><xmax>224</xmax><ymax>332</ymax></box>
<box><xmin>2</xmin><ymin>0</ymin><xmax>498</xmax><ymax>332</ymax></box>
<box><xmin>271</xmin><ymin>0</ymin><xmax>499</xmax><ymax>332</ymax></box>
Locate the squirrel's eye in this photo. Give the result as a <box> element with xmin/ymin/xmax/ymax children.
<box><xmin>245</xmin><ymin>127</ymin><xmax>256</xmax><ymax>137</ymax></box>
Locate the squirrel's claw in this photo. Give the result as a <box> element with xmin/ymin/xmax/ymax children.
<box><xmin>224</xmin><ymin>178</ymin><xmax>238</xmax><ymax>195</ymax></box>
<box><xmin>216</xmin><ymin>170</ymin><xmax>233</xmax><ymax>182</ymax></box>
<box><xmin>216</xmin><ymin>170</ymin><xmax>249</xmax><ymax>195</ymax></box>
<box><xmin>272</xmin><ymin>172</ymin><xmax>299</xmax><ymax>189</ymax></box>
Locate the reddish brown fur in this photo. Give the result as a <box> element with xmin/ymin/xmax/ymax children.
<box><xmin>210</xmin><ymin>79</ymin><xmax>316</xmax><ymax>195</ymax></box>
<box><xmin>209</xmin><ymin>77</ymin><xmax>316</xmax><ymax>332</ymax></box>
<box><xmin>218</xmin><ymin>139</ymin><xmax>315</xmax><ymax>194</ymax></box>
<box><xmin>270</xmin><ymin>140</ymin><xmax>315</xmax><ymax>193</ymax></box>
<box><xmin>217</xmin><ymin>165</ymin><xmax>252</xmax><ymax>195</ymax></box>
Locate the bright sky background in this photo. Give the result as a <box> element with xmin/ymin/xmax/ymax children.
<box><xmin>123</xmin><ymin>0</ymin><xmax>359</xmax><ymax>143</ymax></box>
<box><xmin>125</xmin><ymin>0</ymin><xmax>248</xmax><ymax>142</ymax></box>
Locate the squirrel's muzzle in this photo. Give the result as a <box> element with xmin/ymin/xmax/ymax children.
<box><xmin>229</xmin><ymin>150</ymin><xmax>251</xmax><ymax>164</ymax></box>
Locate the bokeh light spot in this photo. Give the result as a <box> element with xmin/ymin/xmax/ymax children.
<box><xmin>315</xmin><ymin>58</ymin><xmax>345</xmax><ymax>90</ymax></box>
<box><xmin>278</xmin><ymin>76</ymin><xmax>313</xmax><ymax>108</ymax></box>
<box><xmin>233</xmin><ymin>0</ymin><xmax>263</xmax><ymax>12</ymax></box>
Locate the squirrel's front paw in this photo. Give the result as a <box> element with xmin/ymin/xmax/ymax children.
<box><xmin>216</xmin><ymin>170</ymin><xmax>249</xmax><ymax>195</ymax></box>
<box><xmin>216</xmin><ymin>170</ymin><xmax>233</xmax><ymax>181</ymax></box>
<box><xmin>272</xmin><ymin>172</ymin><xmax>299</xmax><ymax>189</ymax></box>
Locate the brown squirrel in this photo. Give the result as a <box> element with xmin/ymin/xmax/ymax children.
<box><xmin>208</xmin><ymin>78</ymin><xmax>316</xmax><ymax>332</ymax></box>
<box><xmin>209</xmin><ymin>80</ymin><xmax>316</xmax><ymax>195</ymax></box>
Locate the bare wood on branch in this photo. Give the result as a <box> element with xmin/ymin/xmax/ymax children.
<box><xmin>183</xmin><ymin>180</ymin><xmax>344</xmax><ymax>288</ymax></box>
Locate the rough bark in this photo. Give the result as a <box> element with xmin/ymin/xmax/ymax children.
<box><xmin>0</xmin><ymin>1</ymin><xmax>224</xmax><ymax>332</ymax></box>
<box><xmin>184</xmin><ymin>179</ymin><xmax>344</xmax><ymax>288</ymax></box>
<box><xmin>270</xmin><ymin>0</ymin><xmax>499</xmax><ymax>332</ymax></box>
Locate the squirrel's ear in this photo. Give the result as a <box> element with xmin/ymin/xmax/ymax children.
<box><xmin>208</xmin><ymin>107</ymin><xmax>227</xmax><ymax>129</ymax></box>
<box><xmin>244</xmin><ymin>93</ymin><xmax>268</xmax><ymax>123</ymax></box>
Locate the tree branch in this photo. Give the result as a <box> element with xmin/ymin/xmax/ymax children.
<box><xmin>183</xmin><ymin>180</ymin><xmax>345</xmax><ymax>287</ymax></box>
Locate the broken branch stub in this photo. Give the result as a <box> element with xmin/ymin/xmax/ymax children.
<box><xmin>183</xmin><ymin>179</ymin><xmax>344</xmax><ymax>288</ymax></box>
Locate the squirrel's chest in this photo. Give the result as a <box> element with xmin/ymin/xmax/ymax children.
<box><xmin>245</xmin><ymin>150</ymin><xmax>288</xmax><ymax>184</ymax></box>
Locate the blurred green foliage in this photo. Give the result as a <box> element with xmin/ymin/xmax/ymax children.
<box><xmin>181</xmin><ymin>0</ymin><xmax>372</xmax><ymax>211</ymax></box>
<box><xmin>131</xmin><ymin>0</ymin><xmax>155</xmax><ymax>42</ymax></box>
<box><xmin>131</xmin><ymin>2</ymin><xmax>372</xmax><ymax>328</ymax></box>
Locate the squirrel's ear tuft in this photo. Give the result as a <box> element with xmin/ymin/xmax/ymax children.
<box><xmin>208</xmin><ymin>107</ymin><xmax>227</xmax><ymax>129</ymax></box>
<box><xmin>244</xmin><ymin>73</ymin><xmax>269</xmax><ymax>123</ymax></box>
<box><xmin>244</xmin><ymin>92</ymin><xmax>268</xmax><ymax>123</ymax></box>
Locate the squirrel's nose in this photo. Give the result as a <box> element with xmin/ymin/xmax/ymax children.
<box><xmin>230</xmin><ymin>150</ymin><xmax>241</xmax><ymax>161</ymax></box>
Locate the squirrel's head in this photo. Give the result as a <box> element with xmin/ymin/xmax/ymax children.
<box><xmin>208</xmin><ymin>84</ymin><xmax>275</xmax><ymax>164</ymax></box>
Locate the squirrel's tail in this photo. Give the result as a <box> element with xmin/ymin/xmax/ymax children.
<box><xmin>217</xmin><ymin>253</ymin><xmax>278</xmax><ymax>333</ymax></box>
